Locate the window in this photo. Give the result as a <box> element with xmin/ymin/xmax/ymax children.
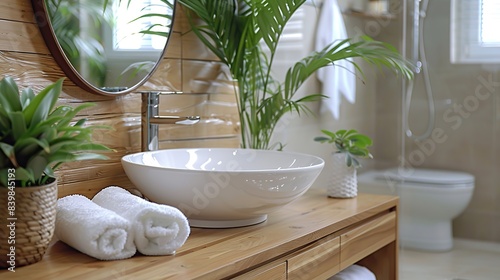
<box><xmin>450</xmin><ymin>0</ymin><xmax>500</xmax><ymax>63</ymax></box>
<box><xmin>480</xmin><ymin>0</ymin><xmax>500</xmax><ymax>45</ymax></box>
<box><xmin>103</xmin><ymin>0</ymin><xmax>171</xmax><ymax>60</ymax></box>
<box><xmin>114</xmin><ymin>0</ymin><xmax>170</xmax><ymax>51</ymax></box>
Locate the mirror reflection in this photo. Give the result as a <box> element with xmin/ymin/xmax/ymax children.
<box><xmin>41</xmin><ymin>0</ymin><xmax>175</xmax><ymax>94</ymax></box>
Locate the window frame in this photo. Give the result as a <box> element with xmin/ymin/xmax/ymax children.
<box><xmin>450</xmin><ymin>0</ymin><xmax>500</xmax><ymax>64</ymax></box>
<box><xmin>102</xmin><ymin>0</ymin><xmax>170</xmax><ymax>61</ymax></box>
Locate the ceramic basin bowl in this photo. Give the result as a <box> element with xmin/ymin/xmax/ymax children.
<box><xmin>122</xmin><ymin>148</ymin><xmax>324</xmax><ymax>228</ymax></box>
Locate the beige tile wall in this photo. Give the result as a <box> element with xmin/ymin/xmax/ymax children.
<box><xmin>374</xmin><ymin>0</ymin><xmax>500</xmax><ymax>243</ymax></box>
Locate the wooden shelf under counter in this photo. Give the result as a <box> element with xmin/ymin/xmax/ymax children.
<box><xmin>2</xmin><ymin>189</ymin><xmax>399</xmax><ymax>280</ymax></box>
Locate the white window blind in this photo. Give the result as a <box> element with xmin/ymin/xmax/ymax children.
<box><xmin>451</xmin><ymin>0</ymin><xmax>500</xmax><ymax>63</ymax></box>
<box><xmin>278</xmin><ymin>9</ymin><xmax>304</xmax><ymax>51</ymax></box>
<box><xmin>259</xmin><ymin>6</ymin><xmax>306</xmax><ymax>83</ymax></box>
<box><xmin>481</xmin><ymin>0</ymin><xmax>500</xmax><ymax>45</ymax></box>
<box><xmin>265</xmin><ymin>6</ymin><xmax>305</xmax><ymax>67</ymax></box>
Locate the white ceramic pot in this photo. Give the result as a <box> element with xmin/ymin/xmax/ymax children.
<box><xmin>327</xmin><ymin>153</ymin><xmax>357</xmax><ymax>198</ymax></box>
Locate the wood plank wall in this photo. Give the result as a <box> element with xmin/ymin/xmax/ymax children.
<box><xmin>0</xmin><ymin>0</ymin><xmax>240</xmax><ymax>198</ymax></box>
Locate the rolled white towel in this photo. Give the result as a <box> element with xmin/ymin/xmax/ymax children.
<box><xmin>329</xmin><ymin>264</ymin><xmax>376</xmax><ymax>280</ymax></box>
<box><xmin>55</xmin><ymin>194</ymin><xmax>136</xmax><ymax>260</ymax></box>
<box><xmin>92</xmin><ymin>186</ymin><xmax>190</xmax><ymax>255</ymax></box>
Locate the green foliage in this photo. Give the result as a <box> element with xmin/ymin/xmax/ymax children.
<box><xmin>45</xmin><ymin>0</ymin><xmax>111</xmax><ymax>86</ymax></box>
<box><xmin>127</xmin><ymin>0</ymin><xmax>174</xmax><ymax>37</ymax></box>
<box><xmin>314</xmin><ymin>129</ymin><xmax>373</xmax><ymax>168</ymax></box>
<box><xmin>178</xmin><ymin>0</ymin><xmax>413</xmax><ymax>150</ymax></box>
<box><xmin>0</xmin><ymin>77</ymin><xmax>112</xmax><ymax>187</ymax></box>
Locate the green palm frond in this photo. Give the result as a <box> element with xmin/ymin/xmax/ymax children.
<box><xmin>179</xmin><ymin>0</ymin><xmax>413</xmax><ymax>150</ymax></box>
<box><xmin>182</xmin><ymin>0</ymin><xmax>243</xmax><ymax>68</ymax></box>
<box><xmin>252</xmin><ymin>0</ymin><xmax>304</xmax><ymax>52</ymax></box>
<box><xmin>284</xmin><ymin>37</ymin><xmax>413</xmax><ymax>101</ymax></box>
<box><xmin>128</xmin><ymin>0</ymin><xmax>174</xmax><ymax>36</ymax></box>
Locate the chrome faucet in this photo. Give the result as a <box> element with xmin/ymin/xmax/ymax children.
<box><xmin>141</xmin><ymin>91</ymin><xmax>200</xmax><ymax>151</ymax></box>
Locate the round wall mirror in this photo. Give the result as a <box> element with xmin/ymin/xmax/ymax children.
<box><xmin>32</xmin><ymin>0</ymin><xmax>176</xmax><ymax>96</ymax></box>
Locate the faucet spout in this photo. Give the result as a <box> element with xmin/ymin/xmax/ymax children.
<box><xmin>141</xmin><ymin>92</ymin><xmax>200</xmax><ymax>151</ymax></box>
<box><xmin>149</xmin><ymin>116</ymin><xmax>201</xmax><ymax>125</ymax></box>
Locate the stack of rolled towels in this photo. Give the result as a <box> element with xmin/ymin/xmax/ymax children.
<box><xmin>55</xmin><ymin>186</ymin><xmax>190</xmax><ymax>260</ymax></box>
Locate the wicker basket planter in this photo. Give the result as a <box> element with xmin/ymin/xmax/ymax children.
<box><xmin>327</xmin><ymin>153</ymin><xmax>357</xmax><ymax>198</ymax></box>
<box><xmin>0</xmin><ymin>179</ymin><xmax>58</xmax><ymax>268</ymax></box>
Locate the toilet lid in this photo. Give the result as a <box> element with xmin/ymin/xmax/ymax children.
<box><xmin>377</xmin><ymin>168</ymin><xmax>475</xmax><ymax>185</ymax></box>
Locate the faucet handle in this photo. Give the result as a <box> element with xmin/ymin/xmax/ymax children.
<box><xmin>149</xmin><ymin>115</ymin><xmax>201</xmax><ymax>125</ymax></box>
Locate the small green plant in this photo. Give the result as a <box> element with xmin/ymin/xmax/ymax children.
<box><xmin>314</xmin><ymin>129</ymin><xmax>373</xmax><ymax>168</ymax></box>
<box><xmin>0</xmin><ymin>77</ymin><xmax>112</xmax><ymax>187</ymax></box>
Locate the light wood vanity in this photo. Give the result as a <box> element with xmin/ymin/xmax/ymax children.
<box><xmin>2</xmin><ymin>189</ymin><xmax>398</xmax><ymax>279</ymax></box>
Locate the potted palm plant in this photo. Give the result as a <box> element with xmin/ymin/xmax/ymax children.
<box><xmin>314</xmin><ymin>129</ymin><xmax>372</xmax><ymax>198</ymax></box>
<box><xmin>0</xmin><ymin>77</ymin><xmax>111</xmax><ymax>268</ymax></box>
<box><xmin>178</xmin><ymin>0</ymin><xmax>413</xmax><ymax>150</ymax></box>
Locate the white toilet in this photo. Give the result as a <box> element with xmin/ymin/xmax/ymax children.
<box><xmin>357</xmin><ymin>168</ymin><xmax>474</xmax><ymax>252</ymax></box>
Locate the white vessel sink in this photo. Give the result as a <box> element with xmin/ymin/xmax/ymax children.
<box><xmin>122</xmin><ymin>148</ymin><xmax>324</xmax><ymax>228</ymax></box>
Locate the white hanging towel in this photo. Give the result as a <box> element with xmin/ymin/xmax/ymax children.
<box><xmin>315</xmin><ymin>0</ymin><xmax>356</xmax><ymax>119</ymax></box>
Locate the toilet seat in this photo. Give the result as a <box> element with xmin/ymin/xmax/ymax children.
<box><xmin>374</xmin><ymin>168</ymin><xmax>474</xmax><ymax>186</ymax></box>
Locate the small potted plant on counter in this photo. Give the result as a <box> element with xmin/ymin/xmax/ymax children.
<box><xmin>314</xmin><ymin>129</ymin><xmax>373</xmax><ymax>198</ymax></box>
<box><xmin>0</xmin><ymin>77</ymin><xmax>111</xmax><ymax>268</ymax></box>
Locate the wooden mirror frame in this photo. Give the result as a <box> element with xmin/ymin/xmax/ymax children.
<box><xmin>31</xmin><ymin>0</ymin><xmax>176</xmax><ymax>96</ymax></box>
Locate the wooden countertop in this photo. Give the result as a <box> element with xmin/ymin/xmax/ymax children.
<box><xmin>2</xmin><ymin>189</ymin><xmax>398</xmax><ymax>279</ymax></box>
